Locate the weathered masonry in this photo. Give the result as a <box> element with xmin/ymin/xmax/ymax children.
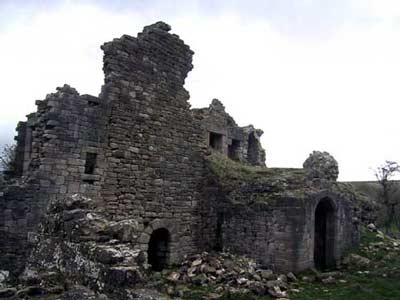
<box><xmin>0</xmin><ymin>22</ymin><xmax>360</xmax><ymax>288</ymax></box>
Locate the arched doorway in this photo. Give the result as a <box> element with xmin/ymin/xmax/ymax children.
<box><xmin>148</xmin><ymin>228</ymin><xmax>170</xmax><ymax>271</ymax></box>
<box><xmin>314</xmin><ymin>198</ymin><xmax>336</xmax><ymax>270</ymax></box>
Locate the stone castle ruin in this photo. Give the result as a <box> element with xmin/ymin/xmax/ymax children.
<box><xmin>0</xmin><ymin>22</ymin><xmax>361</xmax><ymax>296</ymax></box>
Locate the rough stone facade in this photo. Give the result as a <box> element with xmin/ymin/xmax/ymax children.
<box><xmin>0</xmin><ymin>21</ymin><xmax>360</xmax><ymax>294</ymax></box>
<box><xmin>303</xmin><ymin>151</ymin><xmax>339</xmax><ymax>182</ymax></box>
<box><xmin>192</xmin><ymin>99</ymin><xmax>266</xmax><ymax>166</ymax></box>
<box><xmin>203</xmin><ymin>156</ymin><xmax>359</xmax><ymax>272</ymax></box>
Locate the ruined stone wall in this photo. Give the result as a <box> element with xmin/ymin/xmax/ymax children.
<box><xmin>192</xmin><ymin>99</ymin><xmax>266</xmax><ymax>166</ymax></box>
<box><xmin>28</xmin><ymin>85</ymin><xmax>108</xmax><ymax>198</ymax></box>
<box><xmin>0</xmin><ymin>85</ymin><xmax>109</xmax><ymax>277</ymax></box>
<box><xmin>0</xmin><ymin>184</ymin><xmax>40</xmax><ymax>276</ymax></box>
<box><xmin>203</xmin><ymin>154</ymin><xmax>360</xmax><ymax>272</ymax></box>
<box><xmin>219</xmin><ymin>188</ymin><xmax>359</xmax><ymax>272</ymax></box>
<box><xmin>14</xmin><ymin>121</ymin><xmax>27</xmax><ymax>176</ymax></box>
<box><xmin>0</xmin><ymin>21</ymin><xmax>361</xmax><ymax>281</ymax></box>
<box><xmin>0</xmin><ymin>22</ymin><xmax>210</xmax><ymax>276</ymax></box>
<box><xmin>205</xmin><ymin>176</ymin><xmax>314</xmax><ymax>272</ymax></box>
<box><xmin>99</xmin><ymin>22</ymin><xmax>207</xmax><ymax>263</ymax></box>
<box><xmin>13</xmin><ymin>113</ymin><xmax>36</xmax><ymax>177</ymax></box>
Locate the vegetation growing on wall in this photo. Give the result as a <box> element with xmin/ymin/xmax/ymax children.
<box><xmin>206</xmin><ymin>152</ymin><xmax>308</xmax><ymax>185</ymax></box>
<box><xmin>206</xmin><ymin>152</ymin><xmax>361</xmax><ymax>205</ymax></box>
<box><xmin>373</xmin><ymin>161</ymin><xmax>400</xmax><ymax>232</ymax></box>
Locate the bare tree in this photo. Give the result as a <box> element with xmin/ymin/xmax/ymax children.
<box><xmin>374</xmin><ymin>160</ymin><xmax>400</xmax><ymax>231</ymax></box>
<box><xmin>0</xmin><ymin>144</ymin><xmax>16</xmax><ymax>173</ymax></box>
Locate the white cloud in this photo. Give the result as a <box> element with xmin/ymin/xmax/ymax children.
<box><xmin>1</xmin><ymin>1</ymin><xmax>400</xmax><ymax>181</ymax></box>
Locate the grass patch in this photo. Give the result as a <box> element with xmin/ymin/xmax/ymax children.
<box><xmin>205</xmin><ymin>152</ymin><xmax>361</xmax><ymax>206</ymax></box>
<box><xmin>292</xmin><ymin>228</ymin><xmax>400</xmax><ymax>300</ymax></box>
<box><xmin>206</xmin><ymin>152</ymin><xmax>308</xmax><ymax>183</ymax></box>
<box><xmin>205</xmin><ymin>152</ymin><xmax>315</xmax><ymax>203</ymax></box>
<box><xmin>181</xmin><ymin>284</ymin><xmax>274</xmax><ymax>300</ymax></box>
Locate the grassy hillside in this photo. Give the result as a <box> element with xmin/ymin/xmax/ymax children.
<box><xmin>346</xmin><ymin>180</ymin><xmax>400</xmax><ymax>203</ymax></box>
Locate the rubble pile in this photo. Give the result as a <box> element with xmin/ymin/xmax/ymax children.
<box><xmin>365</xmin><ymin>224</ymin><xmax>400</xmax><ymax>251</ymax></box>
<box><xmin>342</xmin><ymin>223</ymin><xmax>400</xmax><ymax>269</ymax></box>
<box><xmin>0</xmin><ymin>194</ymin><xmax>153</xmax><ymax>300</ymax></box>
<box><xmin>163</xmin><ymin>252</ymin><xmax>298</xmax><ymax>299</ymax></box>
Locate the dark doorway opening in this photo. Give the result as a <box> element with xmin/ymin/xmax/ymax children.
<box><xmin>148</xmin><ymin>228</ymin><xmax>170</xmax><ymax>271</ymax></box>
<box><xmin>228</xmin><ymin>139</ymin><xmax>240</xmax><ymax>161</ymax></box>
<box><xmin>247</xmin><ymin>133</ymin><xmax>258</xmax><ymax>165</ymax></box>
<box><xmin>214</xmin><ymin>212</ymin><xmax>224</xmax><ymax>251</ymax></box>
<box><xmin>209</xmin><ymin>132</ymin><xmax>223</xmax><ymax>151</ymax></box>
<box><xmin>314</xmin><ymin>198</ymin><xmax>335</xmax><ymax>270</ymax></box>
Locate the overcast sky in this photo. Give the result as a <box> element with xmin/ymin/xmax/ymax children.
<box><xmin>1</xmin><ymin>0</ymin><xmax>400</xmax><ymax>181</ymax></box>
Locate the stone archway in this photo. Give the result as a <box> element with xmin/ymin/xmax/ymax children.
<box><xmin>314</xmin><ymin>197</ymin><xmax>336</xmax><ymax>270</ymax></box>
<box><xmin>147</xmin><ymin>228</ymin><xmax>170</xmax><ymax>271</ymax></box>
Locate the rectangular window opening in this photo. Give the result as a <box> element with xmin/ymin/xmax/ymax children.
<box><xmin>84</xmin><ymin>152</ymin><xmax>97</xmax><ymax>174</ymax></box>
<box><xmin>209</xmin><ymin>132</ymin><xmax>223</xmax><ymax>151</ymax></box>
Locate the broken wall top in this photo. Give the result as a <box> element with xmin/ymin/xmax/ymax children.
<box><xmin>193</xmin><ymin>99</ymin><xmax>266</xmax><ymax>166</ymax></box>
<box><xmin>206</xmin><ymin>152</ymin><xmax>360</xmax><ymax>207</ymax></box>
<box><xmin>101</xmin><ymin>21</ymin><xmax>194</xmax><ymax>97</ymax></box>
